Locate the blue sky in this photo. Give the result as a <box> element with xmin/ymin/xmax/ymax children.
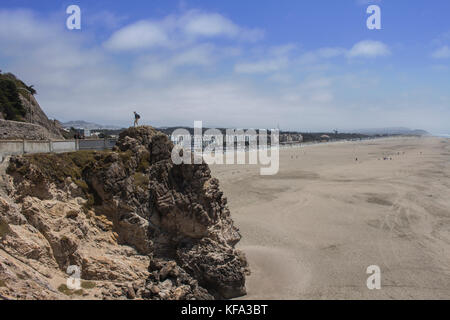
<box><xmin>1</xmin><ymin>0</ymin><xmax>449</xmax><ymax>133</ymax></box>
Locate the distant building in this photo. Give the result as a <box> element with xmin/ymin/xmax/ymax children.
<box><xmin>171</xmin><ymin>133</ymin><xmax>191</xmax><ymax>146</ymax></box>
<box><xmin>74</xmin><ymin>128</ymin><xmax>91</xmax><ymax>139</ymax></box>
<box><xmin>280</xmin><ymin>133</ymin><xmax>303</xmax><ymax>144</ymax></box>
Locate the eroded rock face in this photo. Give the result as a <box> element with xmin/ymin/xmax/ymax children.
<box><xmin>0</xmin><ymin>126</ymin><xmax>248</xmax><ymax>300</ymax></box>
<box><xmin>19</xmin><ymin>94</ymin><xmax>63</xmax><ymax>139</ymax></box>
<box><xmin>0</xmin><ymin>119</ymin><xmax>59</xmax><ymax>141</ymax></box>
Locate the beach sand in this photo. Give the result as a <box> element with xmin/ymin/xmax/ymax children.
<box><xmin>210</xmin><ymin>137</ymin><xmax>450</xmax><ymax>299</ymax></box>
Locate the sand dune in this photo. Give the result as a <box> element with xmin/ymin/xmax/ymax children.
<box><xmin>210</xmin><ymin>137</ymin><xmax>450</xmax><ymax>299</ymax></box>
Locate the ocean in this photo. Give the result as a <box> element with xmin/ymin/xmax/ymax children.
<box><xmin>434</xmin><ymin>133</ymin><xmax>450</xmax><ymax>138</ymax></box>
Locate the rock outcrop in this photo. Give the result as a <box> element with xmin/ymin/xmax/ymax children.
<box><xmin>18</xmin><ymin>94</ymin><xmax>63</xmax><ymax>139</ymax></box>
<box><xmin>0</xmin><ymin>126</ymin><xmax>248</xmax><ymax>300</ymax></box>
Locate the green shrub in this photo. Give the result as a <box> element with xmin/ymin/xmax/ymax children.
<box><xmin>0</xmin><ymin>220</ymin><xmax>11</xmax><ymax>238</ymax></box>
<box><xmin>133</xmin><ymin>172</ymin><xmax>149</xmax><ymax>188</ymax></box>
<box><xmin>81</xmin><ymin>281</ymin><xmax>96</xmax><ymax>289</ymax></box>
<box><xmin>0</xmin><ymin>76</ymin><xmax>27</xmax><ymax>121</ymax></box>
<box><xmin>119</xmin><ymin>150</ymin><xmax>133</xmax><ymax>163</ymax></box>
<box><xmin>57</xmin><ymin>284</ymin><xmax>84</xmax><ymax>296</ymax></box>
<box><xmin>137</xmin><ymin>151</ymin><xmax>151</xmax><ymax>172</ymax></box>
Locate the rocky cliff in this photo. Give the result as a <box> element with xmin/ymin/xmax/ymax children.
<box><xmin>18</xmin><ymin>94</ymin><xmax>63</xmax><ymax>139</ymax></box>
<box><xmin>0</xmin><ymin>126</ymin><xmax>248</xmax><ymax>300</ymax></box>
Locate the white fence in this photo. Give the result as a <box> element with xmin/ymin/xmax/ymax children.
<box><xmin>0</xmin><ymin>139</ymin><xmax>117</xmax><ymax>162</ymax></box>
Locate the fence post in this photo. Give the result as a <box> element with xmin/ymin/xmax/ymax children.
<box><xmin>49</xmin><ymin>140</ymin><xmax>53</xmax><ymax>153</ymax></box>
<box><xmin>23</xmin><ymin>139</ymin><xmax>26</xmax><ymax>154</ymax></box>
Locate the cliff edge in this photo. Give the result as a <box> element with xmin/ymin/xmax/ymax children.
<box><xmin>0</xmin><ymin>126</ymin><xmax>248</xmax><ymax>300</ymax></box>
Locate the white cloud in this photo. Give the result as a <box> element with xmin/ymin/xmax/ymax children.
<box><xmin>0</xmin><ymin>10</ymin><xmax>61</xmax><ymax>49</ymax></box>
<box><xmin>180</xmin><ymin>10</ymin><xmax>263</xmax><ymax>42</ymax></box>
<box><xmin>431</xmin><ymin>46</ymin><xmax>450</xmax><ymax>59</ymax></box>
<box><xmin>347</xmin><ymin>40</ymin><xmax>391</xmax><ymax>58</ymax></box>
<box><xmin>180</xmin><ymin>11</ymin><xmax>238</xmax><ymax>38</ymax></box>
<box><xmin>171</xmin><ymin>44</ymin><xmax>216</xmax><ymax>66</ymax></box>
<box><xmin>300</xmin><ymin>77</ymin><xmax>333</xmax><ymax>90</ymax></box>
<box><xmin>86</xmin><ymin>11</ymin><xmax>129</xmax><ymax>30</ymax></box>
<box><xmin>310</xmin><ymin>91</ymin><xmax>334</xmax><ymax>103</ymax></box>
<box><xmin>104</xmin><ymin>21</ymin><xmax>170</xmax><ymax>51</ymax></box>
<box><xmin>317</xmin><ymin>47</ymin><xmax>346</xmax><ymax>58</ymax></box>
<box><xmin>234</xmin><ymin>44</ymin><xmax>295</xmax><ymax>74</ymax></box>
<box><xmin>234</xmin><ymin>41</ymin><xmax>387</xmax><ymax>76</ymax></box>
<box><xmin>1</xmin><ymin>8</ymin><xmax>449</xmax><ymax>133</ymax></box>
<box><xmin>134</xmin><ymin>44</ymin><xmax>219</xmax><ymax>80</ymax></box>
<box><xmin>297</xmin><ymin>47</ymin><xmax>346</xmax><ymax>65</ymax></box>
<box><xmin>104</xmin><ymin>10</ymin><xmax>263</xmax><ymax>51</ymax></box>
<box><xmin>234</xmin><ymin>57</ymin><xmax>289</xmax><ymax>74</ymax></box>
<box><xmin>290</xmin><ymin>77</ymin><xmax>335</xmax><ymax>104</ymax></box>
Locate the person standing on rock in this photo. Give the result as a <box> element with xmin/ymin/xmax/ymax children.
<box><xmin>134</xmin><ymin>111</ymin><xmax>141</xmax><ymax>127</ymax></box>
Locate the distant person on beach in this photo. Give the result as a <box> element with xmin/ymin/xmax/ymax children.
<box><xmin>134</xmin><ymin>111</ymin><xmax>141</xmax><ymax>127</ymax></box>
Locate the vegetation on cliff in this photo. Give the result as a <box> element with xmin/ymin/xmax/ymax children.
<box><xmin>0</xmin><ymin>72</ymin><xmax>34</xmax><ymax>121</ymax></box>
<box><xmin>0</xmin><ymin>71</ymin><xmax>64</xmax><ymax>140</ymax></box>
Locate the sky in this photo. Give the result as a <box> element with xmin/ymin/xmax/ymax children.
<box><xmin>0</xmin><ymin>0</ymin><xmax>449</xmax><ymax>134</ymax></box>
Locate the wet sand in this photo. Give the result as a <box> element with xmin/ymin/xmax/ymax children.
<box><xmin>210</xmin><ymin>137</ymin><xmax>450</xmax><ymax>299</ymax></box>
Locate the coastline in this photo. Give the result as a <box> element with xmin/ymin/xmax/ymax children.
<box><xmin>211</xmin><ymin>136</ymin><xmax>450</xmax><ymax>299</ymax></box>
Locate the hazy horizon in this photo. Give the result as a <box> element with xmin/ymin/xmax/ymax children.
<box><xmin>60</xmin><ymin>119</ymin><xmax>443</xmax><ymax>136</ymax></box>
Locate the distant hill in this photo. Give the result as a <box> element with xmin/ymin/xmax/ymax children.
<box><xmin>350</xmin><ymin>127</ymin><xmax>429</xmax><ymax>136</ymax></box>
<box><xmin>62</xmin><ymin>120</ymin><xmax>123</xmax><ymax>130</ymax></box>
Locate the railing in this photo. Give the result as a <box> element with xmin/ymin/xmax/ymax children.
<box><xmin>0</xmin><ymin>139</ymin><xmax>117</xmax><ymax>162</ymax></box>
<box><xmin>78</xmin><ymin>139</ymin><xmax>117</xmax><ymax>150</ymax></box>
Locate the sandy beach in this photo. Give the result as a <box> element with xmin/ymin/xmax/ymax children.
<box><xmin>210</xmin><ymin>137</ymin><xmax>450</xmax><ymax>299</ymax></box>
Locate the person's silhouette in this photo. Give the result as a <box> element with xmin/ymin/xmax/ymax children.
<box><xmin>134</xmin><ymin>111</ymin><xmax>141</xmax><ymax>127</ymax></box>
